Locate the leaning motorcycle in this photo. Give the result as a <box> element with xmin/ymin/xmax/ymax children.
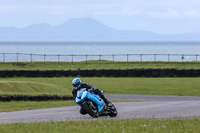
<box><xmin>75</xmin><ymin>88</ymin><xmax>118</xmax><ymax>118</ymax></box>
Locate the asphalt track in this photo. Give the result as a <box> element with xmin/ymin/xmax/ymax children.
<box><xmin>0</xmin><ymin>95</ymin><xmax>200</xmax><ymax>124</ymax></box>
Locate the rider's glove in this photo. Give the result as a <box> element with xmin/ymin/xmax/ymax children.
<box><xmin>92</xmin><ymin>85</ymin><xmax>96</xmax><ymax>90</ymax></box>
<box><xmin>90</xmin><ymin>85</ymin><xmax>96</xmax><ymax>92</ymax></box>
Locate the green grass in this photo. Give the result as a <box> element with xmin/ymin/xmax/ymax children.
<box><xmin>1</xmin><ymin>77</ymin><xmax>200</xmax><ymax>96</ymax></box>
<box><xmin>0</xmin><ymin>119</ymin><xmax>200</xmax><ymax>133</ymax></box>
<box><xmin>0</xmin><ymin>77</ymin><xmax>199</xmax><ymax>112</ymax></box>
<box><xmin>1</xmin><ymin>61</ymin><xmax>200</xmax><ymax>70</ymax></box>
<box><xmin>0</xmin><ymin>101</ymin><xmax>76</xmax><ymax>112</ymax></box>
<box><xmin>83</xmin><ymin>77</ymin><xmax>200</xmax><ymax>96</ymax></box>
<box><xmin>0</xmin><ymin>81</ymin><xmax>71</xmax><ymax>96</ymax></box>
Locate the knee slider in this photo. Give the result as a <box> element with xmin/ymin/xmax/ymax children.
<box><xmin>94</xmin><ymin>89</ymin><xmax>103</xmax><ymax>96</ymax></box>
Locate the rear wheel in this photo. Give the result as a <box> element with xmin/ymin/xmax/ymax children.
<box><xmin>83</xmin><ymin>101</ymin><xmax>99</xmax><ymax>118</ymax></box>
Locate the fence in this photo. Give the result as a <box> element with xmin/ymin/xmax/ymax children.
<box><xmin>0</xmin><ymin>53</ymin><xmax>200</xmax><ymax>63</ymax></box>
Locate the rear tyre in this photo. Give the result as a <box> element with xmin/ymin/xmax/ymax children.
<box><xmin>83</xmin><ymin>101</ymin><xmax>99</xmax><ymax>118</ymax></box>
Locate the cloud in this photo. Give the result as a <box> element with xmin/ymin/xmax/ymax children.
<box><xmin>146</xmin><ymin>9</ymin><xmax>181</xmax><ymax>18</ymax></box>
<box><xmin>95</xmin><ymin>9</ymin><xmax>141</xmax><ymax>16</ymax></box>
<box><xmin>1</xmin><ymin>0</ymin><xmax>200</xmax><ymax>18</ymax></box>
<box><xmin>183</xmin><ymin>10</ymin><xmax>200</xmax><ymax>17</ymax></box>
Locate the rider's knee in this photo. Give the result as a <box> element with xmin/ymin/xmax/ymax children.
<box><xmin>94</xmin><ymin>89</ymin><xmax>103</xmax><ymax>96</ymax></box>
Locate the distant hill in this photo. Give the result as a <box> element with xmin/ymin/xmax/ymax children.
<box><xmin>0</xmin><ymin>17</ymin><xmax>200</xmax><ymax>41</ymax></box>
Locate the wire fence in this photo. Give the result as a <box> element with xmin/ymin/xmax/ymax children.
<box><xmin>0</xmin><ymin>53</ymin><xmax>200</xmax><ymax>63</ymax></box>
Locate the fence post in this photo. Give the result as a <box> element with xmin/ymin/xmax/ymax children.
<box><xmin>58</xmin><ymin>55</ymin><xmax>60</xmax><ymax>62</ymax></box>
<box><xmin>30</xmin><ymin>54</ymin><xmax>32</xmax><ymax>62</ymax></box>
<box><xmin>127</xmin><ymin>54</ymin><xmax>129</xmax><ymax>63</ymax></box>
<box><xmin>168</xmin><ymin>54</ymin><xmax>170</xmax><ymax>62</ymax></box>
<box><xmin>99</xmin><ymin>55</ymin><xmax>101</xmax><ymax>64</ymax></box>
<box><xmin>140</xmin><ymin>54</ymin><xmax>142</xmax><ymax>62</ymax></box>
<box><xmin>196</xmin><ymin>54</ymin><xmax>198</xmax><ymax>62</ymax></box>
<box><xmin>99</xmin><ymin>55</ymin><xmax>101</xmax><ymax>61</ymax></box>
<box><xmin>181</xmin><ymin>54</ymin><xmax>184</xmax><ymax>62</ymax></box>
<box><xmin>112</xmin><ymin>54</ymin><xmax>114</xmax><ymax>63</ymax></box>
<box><xmin>86</xmin><ymin>55</ymin><xmax>88</xmax><ymax>64</ymax></box>
<box><xmin>154</xmin><ymin>54</ymin><xmax>156</xmax><ymax>62</ymax></box>
<box><xmin>16</xmin><ymin>53</ymin><xmax>18</xmax><ymax>63</ymax></box>
<box><xmin>72</xmin><ymin>55</ymin><xmax>73</xmax><ymax>64</ymax></box>
<box><xmin>44</xmin><ymin>54</ymin><xmax>46</xmax><ymax>62</ymax></box>
<box><xmin>3</xmin><ymin>53</ymin><xmax>5</xmax><ymax>62</ymax></box>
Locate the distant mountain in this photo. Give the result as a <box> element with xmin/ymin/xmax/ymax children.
<box><xmin>0</xmin><ymin>17</ymin><xmax>200</xmax><ymax>41</ymax></box>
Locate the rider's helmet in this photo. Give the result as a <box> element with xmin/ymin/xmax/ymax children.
<box><xmin>72</xmin><ymin>78</ymin><xmax>81</xmax><ymax>89</ymax></box>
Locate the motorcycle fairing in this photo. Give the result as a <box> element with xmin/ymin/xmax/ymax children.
<box><xmin>75</xmin><ymin>88</ymin><xmax>105</xmax><ymax>112</ymax></box>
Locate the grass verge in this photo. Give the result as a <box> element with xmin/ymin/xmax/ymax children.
<box><xmin>1</xmin><ymin>77</ymin><xmax>200</xmax><ymax>96</ymax></box>
<box><xmin>0</xmin><ymin>81</ymin><xmax>70</xmax><ymax>96</ymax></box>
<box><xmin>0</xmin><ymin>101</ymin><xmax>76</xmax><ymax>112</ymax></box>
<box><xmin>0</xmin><ymin>119</ymin><xmax>200</xmax><ymax>133</ymax></box>
<box><xmin>1</xmin><ymin>61</ymin><xmax>200</xmax><ymax>70</ymax></box>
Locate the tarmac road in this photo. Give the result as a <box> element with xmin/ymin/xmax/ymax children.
<box><xmin>0</xmin><ymin>95</ymin><xmax>200</xmax><ymax>124</ymax></box>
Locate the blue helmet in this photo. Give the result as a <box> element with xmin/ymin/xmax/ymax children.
<box><xmin>72</xmin><ymin>78</ymin><xmax>81</xmax><ymax>89</ymax></box>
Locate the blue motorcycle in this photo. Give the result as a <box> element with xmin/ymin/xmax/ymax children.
<box><xmin>75</xmin><ymin>88</ymin><xmax>118</xmax><ymax>118</ymax></box>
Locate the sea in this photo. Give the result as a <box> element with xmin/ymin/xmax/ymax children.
<box><xmin>0</xmin><ymin>41</ymin><xmax>200</xmax><ymax>62</ymax></box>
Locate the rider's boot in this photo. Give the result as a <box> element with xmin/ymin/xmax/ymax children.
<box><xmin>94</xmin><ymin>88</ymin><xmax>113</xmax><ymax>107</ymax></box>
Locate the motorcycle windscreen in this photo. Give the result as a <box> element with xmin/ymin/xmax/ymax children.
<box><xmin>76</xmin><ymin>88</ymin><xmax>87</xmax><ymax>104</ymax></box>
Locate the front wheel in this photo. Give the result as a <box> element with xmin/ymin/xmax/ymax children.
<box><xmin>83</xmin><ymin>101</ymin><xmax>99</xmax><ymax>118</ymax></box>
<box><xmin>108</xmin><ymin>104</ymin><xmax>118</xmax><ymax>117</ymax></box>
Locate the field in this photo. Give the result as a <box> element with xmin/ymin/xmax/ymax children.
<box><xmin>0</xmin><ymin>119</ymin><xmax>200</xmax><ymax>133</ymax></box>
<box><xmin>0</xmin><ymin>62</ymin><xmax>200</xmax><ymax>132</ymax></box>
<box><xmin>1</xmin><ymin>61</ymin><xmax>200</xmax><ymax>70</ymax></box>
<box><xmin>1</xmin><ymin>77</ymin><xmax>200</xmax><ymax>96</ymax></box>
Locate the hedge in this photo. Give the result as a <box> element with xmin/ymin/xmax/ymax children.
<box><xmin>0</xmin><ymin>69</ymin><xmax>200</xmax><ymax>77</ymax></box>
<box><xmin>0</xmin><ymin>95</ymin><xmax>73</xmax><ymax>102</ymax></box>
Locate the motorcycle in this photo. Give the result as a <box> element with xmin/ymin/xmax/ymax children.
<box><xmin>75</xmin><ymin>88</ymin><xmax>118</xmax><ymax>118</ymax></box>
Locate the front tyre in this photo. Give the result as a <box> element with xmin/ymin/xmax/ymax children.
<box><xmin>83</xmin><ymin>101</ymin><xmax>99</xmax><ymax>118</ymax></box>
<box><xmin>108</xmin><ymin>104</ymin><xmax>118</xmax><ymax>117</ymax></box>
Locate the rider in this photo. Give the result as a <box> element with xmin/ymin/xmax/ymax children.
<box><xmin>72</xmin><ymin>78</ymin><xmax>111</xmax><ymax>115</ymax></box>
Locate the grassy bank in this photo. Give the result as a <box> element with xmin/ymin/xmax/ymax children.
<box><xmin>0</xmin><ymin>81</ymin><xmax>70</xmax><ymax>96</ymax></box>
<box><xmin>0</xmin><ymin>101</ymin><xmax>76</xmax><ymax>112</ymax></box>
<box><xmin>0</xmin><ymin>118</ymin><xmax>200</xmax><ymax>133</ymax></box>
<box><xmin>1</xmin><ymin>77</ymin><xmax>200</xmax><ymax>96</ymax></box>
<box><xmin>1</xmin><ymin>61</ymin><xmax>200</xmax><ymax>70</ymax></box>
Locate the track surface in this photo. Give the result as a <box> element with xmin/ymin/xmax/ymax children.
<box><xmin>0</xmin><ymin>95</ymin><xmax>200</xmax><ymax>124</ymax></box>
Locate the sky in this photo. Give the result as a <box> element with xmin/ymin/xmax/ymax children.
<box><xmin>0</xmin><ymin>0</ymin><xmax>200</xmax><ymax>34</ymax></box>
